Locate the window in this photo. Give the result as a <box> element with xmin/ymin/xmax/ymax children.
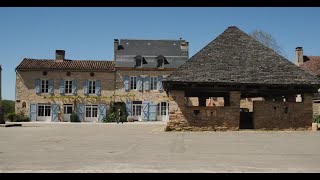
<box><xmin>157</xmin><ymin>102</ymin><xmax>168</xmax><ymax>115</ymax></box>
<box><xmin>85</xmin><ymin>105</ymin><xmax>98</xmax><ymax>118</ymax></box>
<box><xmin>22</xmin><ymin>102</ymin><xmax>26</xmax><ymax>108</ymax></box>
<box><xmin>38</xmin><ymin>104</ymin><xmax>51</xmax><ymax>117</ymax></box>
<box><xmin>132</xmin><ymin>101</ymin><xmax>142</xmax><ymax>116</ymax></box>
<box><xmin>150</xmin><ymin>76</ymin><xmax>157</xmax><ymax>90</ymax></box>
<box><xmin>157</xmin><ymin>58</ymin><xmax>164</xmax><ymax>68</ymax></box>
<box><xmin>135</xmin><ymin>58</ymin><xmax>142</xmax><ymax>67</ymax></box>
<box><xmin>63</xmin><ymin>104</ymin><xmax>73</xmax><ymax>114</ymax></box>
<box><xmin>88</xmin><ymin>81</ymin><xmax>96</xmax><ymax>94</ymax></box>
<box><xmin>130</xmin><ymin>76</ymin><xmax>137</xmax><ymax>90</ymax></box>
<box><xmin>41</xmin><ymin>80</ymin><xmax>49</xmax><ymax>93</ymax></box>
<box><xmin>65</xmin><ymin>80</ymin><xmax>73</xmax><ymax>94</ymax></box>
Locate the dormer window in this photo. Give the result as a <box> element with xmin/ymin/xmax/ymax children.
<box><xmin>156</xmin><ymin>55</ymin><xmax>168</xmax><ymax>68</ymax></box>
<box><xmin>135</xmin><ymin>55</ymin><xmax>143</xmax><ymax>68</ymax></box>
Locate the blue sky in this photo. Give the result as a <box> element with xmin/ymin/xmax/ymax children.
<box><xmin>1</xmin><ymin>7</ymin><xmax>320</xmax><ymax>100</ymax></box>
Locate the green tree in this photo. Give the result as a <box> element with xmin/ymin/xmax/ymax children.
<box><xmin>249</xmin><ymin>29</ymin><xmax>284</xmax><ymax>56</ymax></box>
<box><xmin>0</xmin><ymin>100</ymin><xmax>15</xmax><ymax>115</ymax></box>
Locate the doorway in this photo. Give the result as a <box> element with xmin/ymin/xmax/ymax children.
<box><xmin>63</xmin><ymin>104</ymin><xmax>73</xmax><ymax>122</ymax></box>
<box><xmin>239</xmin><ymin>108</ymin><xmax>254</xmax><ymax>129</ymax></box>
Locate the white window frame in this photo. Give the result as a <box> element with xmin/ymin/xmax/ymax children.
<box><xmin>150</xmin><ymin>76</ymin><xmax>158</xmax><ymax>90</ymax></box>
<box><xmin>38</xmin><ymin>104</ymin><xmax>51</xmax><ymax>117</ymax></box>
<box><xmin>130</xmin><ymin>76</ymin><xmax>137</xmax><ymax>90</ymax></box>
<box><xmin>41</xmin><ymin>80</ymin><xmax>49</xmax><ymax>93</ymax></box>
<box><xmin>88</xmin><ymin>80</ymin><xmax>96</xmax><ymax>94</ymax></box>
<box><xmin>85</xmin><ymin>105</ymin><xmax>98</xmax><ymax>118</ymax></box>
<box><xmin>132</xmin><ymin>102</ymin><xmax>142</xmax><ymax>116</ymax></box>
<box><xmin>65</xmin><ymin>80</ymin><xmax>73</xmax><ymax>94</ymax></box>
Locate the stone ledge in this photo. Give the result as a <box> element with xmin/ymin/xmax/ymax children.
<box><xmin>0</xmin><ymin>123</ymin><xmax>22</xmax><ymax>127</ymax></box>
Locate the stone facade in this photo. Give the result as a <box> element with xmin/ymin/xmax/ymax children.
<box><xmin>253</xmin><ymin>94</ymin><xmax>313</xmax><ymax>130</ymax></box>
<box><xmin>166</xmin><ymin>91</ymin><xmax>241</xmax><ymax>131</ymax></box>
<box><xmin>16</xmin><ymin>70</ymin><xmax>114</xmax><ymax>121</ymax></box>
<box><xmin>313</xmin><ymin>102</ymin><xmax>320</xmax><ymax>116</ymax></box>
<box><xmin>114</xmin><ymin>70</ymin><xmax>172</xmax><ymax>103</ymax></box>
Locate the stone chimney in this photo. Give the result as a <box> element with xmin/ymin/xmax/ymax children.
<box><xmin>294</xmin><ymin>47</ymin><xmax>304</xmax><ymax>67</ymax></box>
<box><xmin>114</xmin><ymin>39</ymin><xmax>119</xmax><ymax>62</ymax></box>
<box><xmin>180</xmin><ymin>41</ymin><xmax>189</xmax><ymax>51</ymax></box>
<box><xmin>55</xmin><ymin>50</ymin><xmax>65</xmax><ymax>62</ymax></box>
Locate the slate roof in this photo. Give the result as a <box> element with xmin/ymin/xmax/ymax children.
<box><xmin>300</xmin><ymin>56</ymin><xmax>320</xmax><ymax>76</ymax></box>
<box><xmin>165</xmin><ymin>26</ymin><xmax>320</xmax><ymax>86</ymax></box>
<box><xmin>16</xmin><ymin>58</ymin><xmax>115</xmax><ymax>71</ymax></box>
<box><xmin>116</xmin><ymin>39</ymin><xmax>188</xmax><ymax>57</ymax></box>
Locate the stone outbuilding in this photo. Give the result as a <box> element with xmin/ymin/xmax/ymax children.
<box><xmin>163</xmin><ymin>26</ymin><xmax>320</xmax><ymax>131</ymax></box>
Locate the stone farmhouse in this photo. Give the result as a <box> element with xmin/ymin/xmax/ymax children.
<box><xmin>294</xmin><ymin>47</ymin><xmax>320</xmax><ymax>115</ymax></box>
<box><xmin>163</xmin><ymin>26</ymin><xmax>320</xmax><ymax>131</ymax></box>
<box><xmin>15</xmin><ymin>39</ymin><xmax>188</xmax><ymax>122</ymax></box>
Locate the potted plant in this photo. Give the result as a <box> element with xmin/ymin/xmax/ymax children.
<box><xmin>312</xmin><ymin>115</ymin><xmax>320</xmax><ymax>131</ymax></box>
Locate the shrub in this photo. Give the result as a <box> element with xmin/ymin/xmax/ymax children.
<box><xmin>313</xmin><ymin>115</ymin><xmax>320</xmax><ymax>123</ymax></box>
<box><xmin>102</xmin><ymin>112</ymin><xmax>116</xmax><ymax>123</ymax></box>
<box><xmin>6</xmin><ymin>113</ymin><xmax>17</xmax><ymax>121</ymax></box>
<box><xmin>70</xmin><ymin>112</ymin><xmax>80</xmax><ymax>122</ymax></box>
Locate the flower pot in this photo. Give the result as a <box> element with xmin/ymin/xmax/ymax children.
<box><xmin>312</xmin><ymin>123</ymin><xmax>318</xmax><ymax>131</ymax></box>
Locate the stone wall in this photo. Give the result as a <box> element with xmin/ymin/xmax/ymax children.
<box><xmin>240</xmin><ymin>97</ymin><xmax>264</xmax><ymax>112</ymax></box>
<box><xmin>313</xmin><ymin>102</ymin><xmax>320</xmax><ymax>116</ymax></box>
<box><xmin>166</xmin><ymin>91</ymin><xmax>241</xmax><ymax>131</ymax></box>
<box><xmin>253</xmin><ymin>93</ymin><xmax>313</xmax><ymax>130</ymax></box>
<box><xmin>114</xmin><ymin>70</ymin><xmax>173</xmax><ymax>103</ymax></box>
<box><xmin>15</xmin><ymin>70</ymin><xmax>114</xmax><ymax>117</ymax></box>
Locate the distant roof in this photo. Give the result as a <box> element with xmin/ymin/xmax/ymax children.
<box><xmin>300</xmin><ymin>56</ymin><xmax>320</xmax><ymax>76</ymax></box>
<box><xmin>16</xmin><ymin>58</ymin><xmax>114</xmax><ymax>71</ymax></box>
<box><xmin>116</xmin><ymin>39</ymin><xmax>188</xmax><ymax>57</ymax></box>
<box><xmin>165</xmin><ymin>26</ymin><xmax>320</xmax><ymax>86</ymax></box>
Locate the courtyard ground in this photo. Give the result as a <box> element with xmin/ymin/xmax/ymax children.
<box><xmin>0</xmin><ymin>122</ymin><xmax>320</xmax><ymax>173</ymax></box>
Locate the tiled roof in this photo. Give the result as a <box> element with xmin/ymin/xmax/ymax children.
<box><xmin>116</xmin><ymin>39</ymin><xmax>188</xmax><ymax>56</ymax></box>
<box><xmin>300</xmin><ymin>56</ymin><xmax>320</xmax><ymax>76</ymax></box>
<box><xmin>165</xmin><ymin>26</ymin><xmax>320</xmax><ymax>86</ymax></box>
<box><xmin>16</xmin><ymin>58</ymin><xmax>115</xmax><ymax>71</ymax></box>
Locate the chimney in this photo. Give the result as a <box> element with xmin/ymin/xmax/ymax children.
<box><xmin>55</xmin><ymin>50</ymin><xmax>65</xmax><ymax>62</ymax></box>
<box><xmin>114</xmin><ymin>39</ymin><xmax>119</xmax><ymax>62</ymax></box>
<box><xmin>294</xmin><ymin>47</ymin><xmax>303</xmax><ymax>67</ymax></box>
<box><xmin>180</xmin><ymin>41</ymin><xmax>189</xmax><ymax>52</ymax></box>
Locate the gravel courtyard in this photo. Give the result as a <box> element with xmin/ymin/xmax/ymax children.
<box><xmin>1</xmin><ymin>122</ymin><xmax>320</xmax><ymax>173</ymax></box>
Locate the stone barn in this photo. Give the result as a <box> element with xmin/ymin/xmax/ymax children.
<box><xmin>163</xmin><ymin>26</ymin><xmax>320</xmax><ymax>131</ymax></box>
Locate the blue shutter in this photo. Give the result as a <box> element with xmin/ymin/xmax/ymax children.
<box><xmin>48</xmin><ymin>80</ymin><xmax>54</xmax><ymax>95</ymax></box>
<box><xmin>72</xmin><ymin>80</ymin><xmax>77</xmax><ymax>95</ymax></box>
<box><xmin>144</xmin><ymin>76</ymin><xmax>150</xmax><ymax>91</ymax></box>
<box><xmin>96</xmin><ymin>80</ymin><xmax>101</xmax><ymax>96</ymax></box>
<box><xmin>29</xmin><ymin>103</ymin><xmax>37</xmax><ymax>122</ymax></box>
<box><xmin>142</xmin><ymin>101</ymin><xmax>150</xmax><ymax>121</ymax></box>
<box><xmin>76</xmin><ymin>104</ymin><xmax>84</xmax><ymax>122</ymax></box>
<box><xmin>124</xmin><ymin>75</ymin><xmax>129</xmax><ymax>91</ymax></box>
<box><xmin>51</xmin><ymin>104</ymin><xmax>60</xmax><ymax>122</ymax></box>
<box><xmin>126</xmin><ymin>100</ymin><xmax>132</xmax><ymax>116</ymax></box>
<box><xmin>158</xmin><ymin>75</ymin><xmax>163</xmax><ymax>92</ymax></box>
<box><xmin>138</xmin><ymin>76</ymin><xmax>143</xmax><ymax>91</ymax></box>
<box><xmin>59</xmin><ymin>80</ymin><xmax>64</xmax><ymax>95</ymax></box>
<box><xmin>149</xmin><ymin>102</ymin><xmax>157</xmax><ymax>121</ymax></box>
<box><xmin>83</xmin><ymin>80</ymin><xmax>88</xmax><ymax>95</ymax></box>
<box><xmin>98</xmin><ymin>104</ymin><xmax>107</xmax><ymax>122</ymax></box>
<box><xmin>35</xmin><ymin>79</ymin><xmax>40</xmax><ymax>95</ymax></box>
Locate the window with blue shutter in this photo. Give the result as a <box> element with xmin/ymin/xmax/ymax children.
<box><xmin>124</xmin><ymin>75</ymin><xmax>129</xmax><ymax>91</ymax></box>
<box><xmin>59</xmin><ymin>80</ymin><xmax>64</xmax><ymax>95</ymax></box>
<box><xmin>48</xmin><ymin>80</ymin><xmax>54</xmax><ymax>95</ymax></box>
<box><xmin>142</xmin><ymin>101</ymin><xmax>150</xmax><ymax>121</ymax></box>
<box><xmin>137</xmin><ymin>76</ymin><xmax>143</xmax><ymax>91</ymax></box>
<box><xmin>29</xmin><ymin>103</ymin><xmax>37</xmax><ymax>121</ymax></box>
<box><xmin>158</xmin><ymin>75</ymin><xmax>163</xmax><ymax>92</ymax></box>
<box><xmin>72</xmin><ymin>80</ymin><xmax>77</xmax><ymax>95</ymax></box>
<box><xmin>126</xmin><ymin>100</ymin><xmax>132</xmax><ymax>116</ymax></box>
<box><xmin>96</xmin><ymin>80</ymin><xmax>101</xmax><ymax>96</ymax></box>
<box><xmin>51</xmin><ymin>104</ymin><xmax>60</xmax><ymax>122</ymax></box>
<box><xmin>76</xmin><ymin>104</ymin><xmax>84</xmax><ymax>122</ymax></box>
<box><xmin>98</xmin><ymin>104</ymin><xmax>107</xmax><ymax>122</ymax></box>
<box><xmin>144</xmin><ymin>76</ymin><xmax>150</xmax><ymax>91</ymax></box>
<box><xmin>83</xmin><ymin>80</ymin><xmax>88</xmax><ymax>95</ymax></box>
<box><xmin>35</xmin><ymin>79</ymin><xmax>40</xmax><ymax>95</ymax></box>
